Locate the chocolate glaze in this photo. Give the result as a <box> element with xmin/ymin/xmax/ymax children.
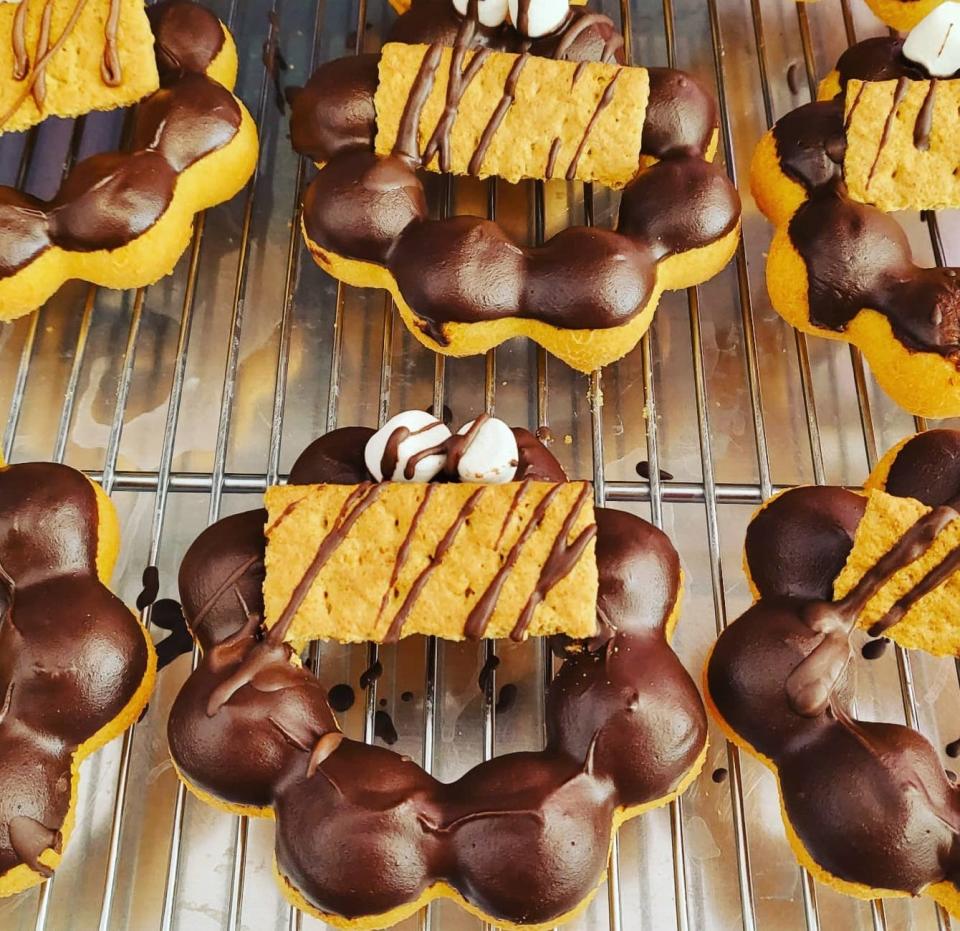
<box><xmin>292</xmin><ymin>6</ymin><xmax>738</xmax><ymax>338</ymax></box>
<box><xmin>168</xmin><ymin>426</ymin><xmax>707</xmax><ymax>924</ymax></box>
<box><xmin>0</xmin><ymin>463</ymin><xmax>150</xmax><ymax>880</ymax></box>
<box><xmin>0</xmin><ymin>2</ymin><xmax>240</xmax><ymax>280</ymax></box>
<box><xmin>790</xmin><ymin>189</ymin><xmax>960</xmax><ymax>355</ymax></box>
<box><xmin>769</xmin><ymin>38</ymin><xmax>960</xmax><ymax>361</ymax></box>
<box><xmin>707</xmin><ymin>436</ymin><xmax>960</xmax><ymax>899</ymax></box>
<box><xmin>147</xmin><ymin>0</ymin><xmax>226</xmax><ymax>82</ymax></box>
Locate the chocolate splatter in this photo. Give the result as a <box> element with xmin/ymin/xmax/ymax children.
<box><xmin>478</xmin><ymin>653</ymin><xmax>501</xmax><ymax>692</ymax></box>
<box><xmin>136</xmin><ymin>565</ymin><xmax>160</xmax><ymax>611</ymax></box>
<box><xmin>153</xmin><ymin>599</ymin><xmax>192</xmax><ymax>671</ymax></box>
<box><xmin>401</xmin><ymin>690</ymin><xmax>414</xmax><ymax>702</ymax></box>
<box><xmin>328</xmin><ymin>684</ymin><xmax>355</xmax><ymax>713</ymax></box>
<box><xmin>495</xmin><ymin>683</ymin><xmax>518</xmax><ymax>714</ymax></box>
<box><xmin>360</xmin><ymin>660</ymin><xmax>384</xmax><ymax>690</ymax></box>
<box><xmin>635</xmin><ymin>461</ymin><xmax>674</xmax><ymax>481</ymax></box>
<box><xmin>374</xmin><ymin>709</ymin><xmax>399</xmax><ymax>745</ymax></box>
<box><xmin>860</xmin><ymin>638</ymin><xmax>889</xmax><ymax>660</ymax></box>
<box><xmin>711</xmin><ymin>767</ymin><xmax>728</xmax><ymax>784</ymax></box>
<box><xmin>947</xmin><ymin>739</ymin><xmax>960</xmax><ymax>759</ymax></box>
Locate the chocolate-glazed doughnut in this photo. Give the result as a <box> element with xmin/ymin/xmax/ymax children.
<box><xmin>705</xmin><ymin>432</ymin><xmax>960</xmax><ymax>917</ymax></box>
<box><xmin>0</xmin><ymin>0</ymin><xmax>259</xmax><ymax>323</ymax></box>
<box><xmin>289</xmin><ymin>1</ymin><xmax>741</xmax><ymax>373</ymax></box>
<box><xmin>751</xmin><ymin>28</ymin><xmax>960</xmax><ymax>417</ymax></box>
<box><xmin>0</xmin><ymin>462</ymin><xmax>156</xmax><ymax>898</ymax></box>
<box><xmin>167</xmin><ymin>425</ymin><xmax>708</xmax><ymax>928</ymax></box>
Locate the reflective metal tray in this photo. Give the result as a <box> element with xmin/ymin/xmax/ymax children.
<box><xmin>1</xmin><ymin>0</ymin><xmax>958</xmax><ymax>928</ymax></box>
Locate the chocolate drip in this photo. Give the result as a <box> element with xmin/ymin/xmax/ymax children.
<box><xmin>169</xmin><ymin>425</ymin><xmax>706</xmax><ymax>924</ymax></box>
<box><xmin>375</xmin><ymin>484</ymin><xmax>436</xmax><ymax>629</ymax></box>
<box><xmin>273</xmin><ymin>485</ymin><xmax>384</xmax><ymax>638</ymax></box>
<box><xmin>914</xmin><ymin>80</ymin><xmax>938</xmax><ymax>151</ymax></box>
<box><xmin>545</xmin><ymin>136</ymin><xmax>561</xmax><ymax>177</ymax></box>
<box><xmin>868</xmin><ymin>527</ymin><xmax>960</xmax><ymax>635</ymax></box>
<box><xmin>421</xmin><ymin>12</ymin><xmax>492</xmax><ymax>172</ymax></box>
<box><xmin>866</xmin><ymin>76</ymin><xmax>908</xmax><ymax>187</ymax></box>
<box><xmin>565</xmin><ymin>70</ymin><xmax>619</xmax><ymax>181</ymax></box>
<box><xmin>101</xmin><ymin>0</ymin><xmax>123</xmax><ymax>85</ymax></box>
<box><xmin>31</xmin><ymin>1</ymin><xmax>53</xmax><ymax>108</ymax></box>
<box><xmin>383</xmin><ymin>487</ymin><xmax>485</xmax><ymax>641</ymax></box>
<box><xmin>468</xmin><ymin>51</ymin><xmax>529</xmax><ymax>177</ymax></box>
<box><xmin>393</xmin><ymin>42</ymin><xmax>444</xmax><ymax>166</ymax></box>
<box><xmin>512</xmin><ymin>483</ymin><xmax>596</xmax><ymax>640</ymax></box>
<box><xmin>8</xmin><ymin>817</ymin><xmax>61</xmax><ymax>878</ymax></box>
<box><xmin>551</xmin><ymin>12</ymin><xmax>623</xmax><ymax>63</ymax></box>
<box><xmin>12</xmin><ymin>1</ymin><xmax>29</xmax><ymax>79</ymax></box>
<box><xmin>1</xmin><ymin>0</ymin><xmax>91</xmax><ymax>128</ymax></box>
<box><xmin>787</xmin><ymin>500</ymin><xmax>959</xmax><ymax>715</ymax></box>
<box><xmin>464</xmin><ymin>485</ymin><xmax>563</xmax><ymax>639</ymax></box>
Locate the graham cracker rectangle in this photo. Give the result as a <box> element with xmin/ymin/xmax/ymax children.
<box><xmin>843</xmin><ymin>78</ymin><xmax>960</xmax><ymax>211</ymax></box>
<box><xmin>833</xmin><ymin>489</ymin><xmax>960</xmax><ymax>657</ymax></box>
<box><xmin>263</xmin><ymin>481</ymin><xmax>599</xmax><ymax>647</ymax></box>
<box><xmin>0</xmin><ymin>0</ymin><xmax>159</xmax><ymax>134</ymax></box>
<box><xmin>374</xmin><ymin>42</ymin><xmax>649</xmax><ymax>188</ymax></box>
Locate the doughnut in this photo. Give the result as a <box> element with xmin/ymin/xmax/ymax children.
<box><xmin>167</xmin><ymin>416</ymin><xmax>708</xmax><ymax>929</ymax></box>
<box><xmin>750</xmin><ymin>9</ymin><xmax>960</xmax><ymax>418</ymax></box>
<box><xmin>0</xmin><ymin>460</ymin><xmax>157</xmax><ymax>898</ymax></box>
<box><xmin>0</xmin><ymin>0</ymin><xmax>159</xmax><ymax>134</ymax></box>
<box><xmin>0</xmin><ymin>0</ymin><xmax>259</xmax><ymax>323</ymax></box>
<box><xmin>705</xmin><ymin>429</ymin><xmax>960</xmax><ymax>917</ymax></box>
<box><xmin>288</xmin><ymin>0</ymin><xmax>741</xmax><ymax>374</ymax></box>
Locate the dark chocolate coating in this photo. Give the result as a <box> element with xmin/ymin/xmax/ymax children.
<box><xmin>769</xmin><ymin>39</ymin><xmax>960</xmax><ymax>361</ymax></box>
<box><xmin>148</xmin><ymin>0</ymin><xmax>226</xmax><ymax>82</ymax></box>
<box><xmin>707</xmin><ymin>432</ymin><xmax>960</xmax><ymax>899</ymax></box>
<box><xmin>168</xmin><ymin>427</ymin><xmax>707</xmax><ymax>924</ymax></box>
<box><xmin>0</xmin><ymin>2</ymin><xmax>240</xmax><ymax>279</ymax></box>
<box><xmin>884</xmin><ymin>429</ymin><xmax>960</xmax><ymax>505</ymax></box>
<box><xmin>291</xmin><ymin>8</ymin><xmax>739</xmax><ymax>338</ymax></box>
<box><xmin>0</xmin><ymin>463</ymin><xmax>150</xmax><ymax>880</ymax></box>
<box><xmin>745</xmin><ymin>486</ymin><xmax>866</xmax><ymax>601</ymax></box>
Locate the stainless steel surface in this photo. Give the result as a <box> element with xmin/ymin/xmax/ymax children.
<box><xmin>1</xmin><ymin>0</ymin><xmax>959</xmax><ymax>928</ymax></box>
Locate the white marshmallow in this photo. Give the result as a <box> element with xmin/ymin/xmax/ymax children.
<box><xmin>364</xmin><ymin>411</ymin><xmax>451</xmax><ymax>483</ymax></box>
<box><xmin>456</xmin><ymin>417</ymin><xmax>519</xmax><ymax>484</ymax></box>
<box><xmin>903</xmin><ymin>1</ymin><xmax>960</xmax><ymax>78</ymax></box>
<box><xmin>508</xmin><ymin>0</ymin><xmax>569</xmax><ymax>38</ymax></box>
<box><xmin>453</xmin><ymin>0</ymin><xmax>509</xmax><ymax>28</ymax></box>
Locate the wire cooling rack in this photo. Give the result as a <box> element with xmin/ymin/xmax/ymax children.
<box><xmin>1</xmin><ymin>0</ymin><xmax>959</xmax><ymax>929</ymax></box>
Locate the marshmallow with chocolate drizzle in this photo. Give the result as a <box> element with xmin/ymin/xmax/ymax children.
<box><xmin>288</xmin><ymin>0</ymin><xmax>740</xmax><ymax>346</ymax></box>
<box><xmin>707</xmin><ymin>431</ymin><xmax>960</xmax><ymax>904</ymax></box>
<box><xmin>168</xmin><ymin>424</ymin><xmax>707</xmax><ymax>925</ymax></box>
<box><xmin>365</xmin><ymin>410</ymin><xmax>520</xmax><ymax>484</ymax></box>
